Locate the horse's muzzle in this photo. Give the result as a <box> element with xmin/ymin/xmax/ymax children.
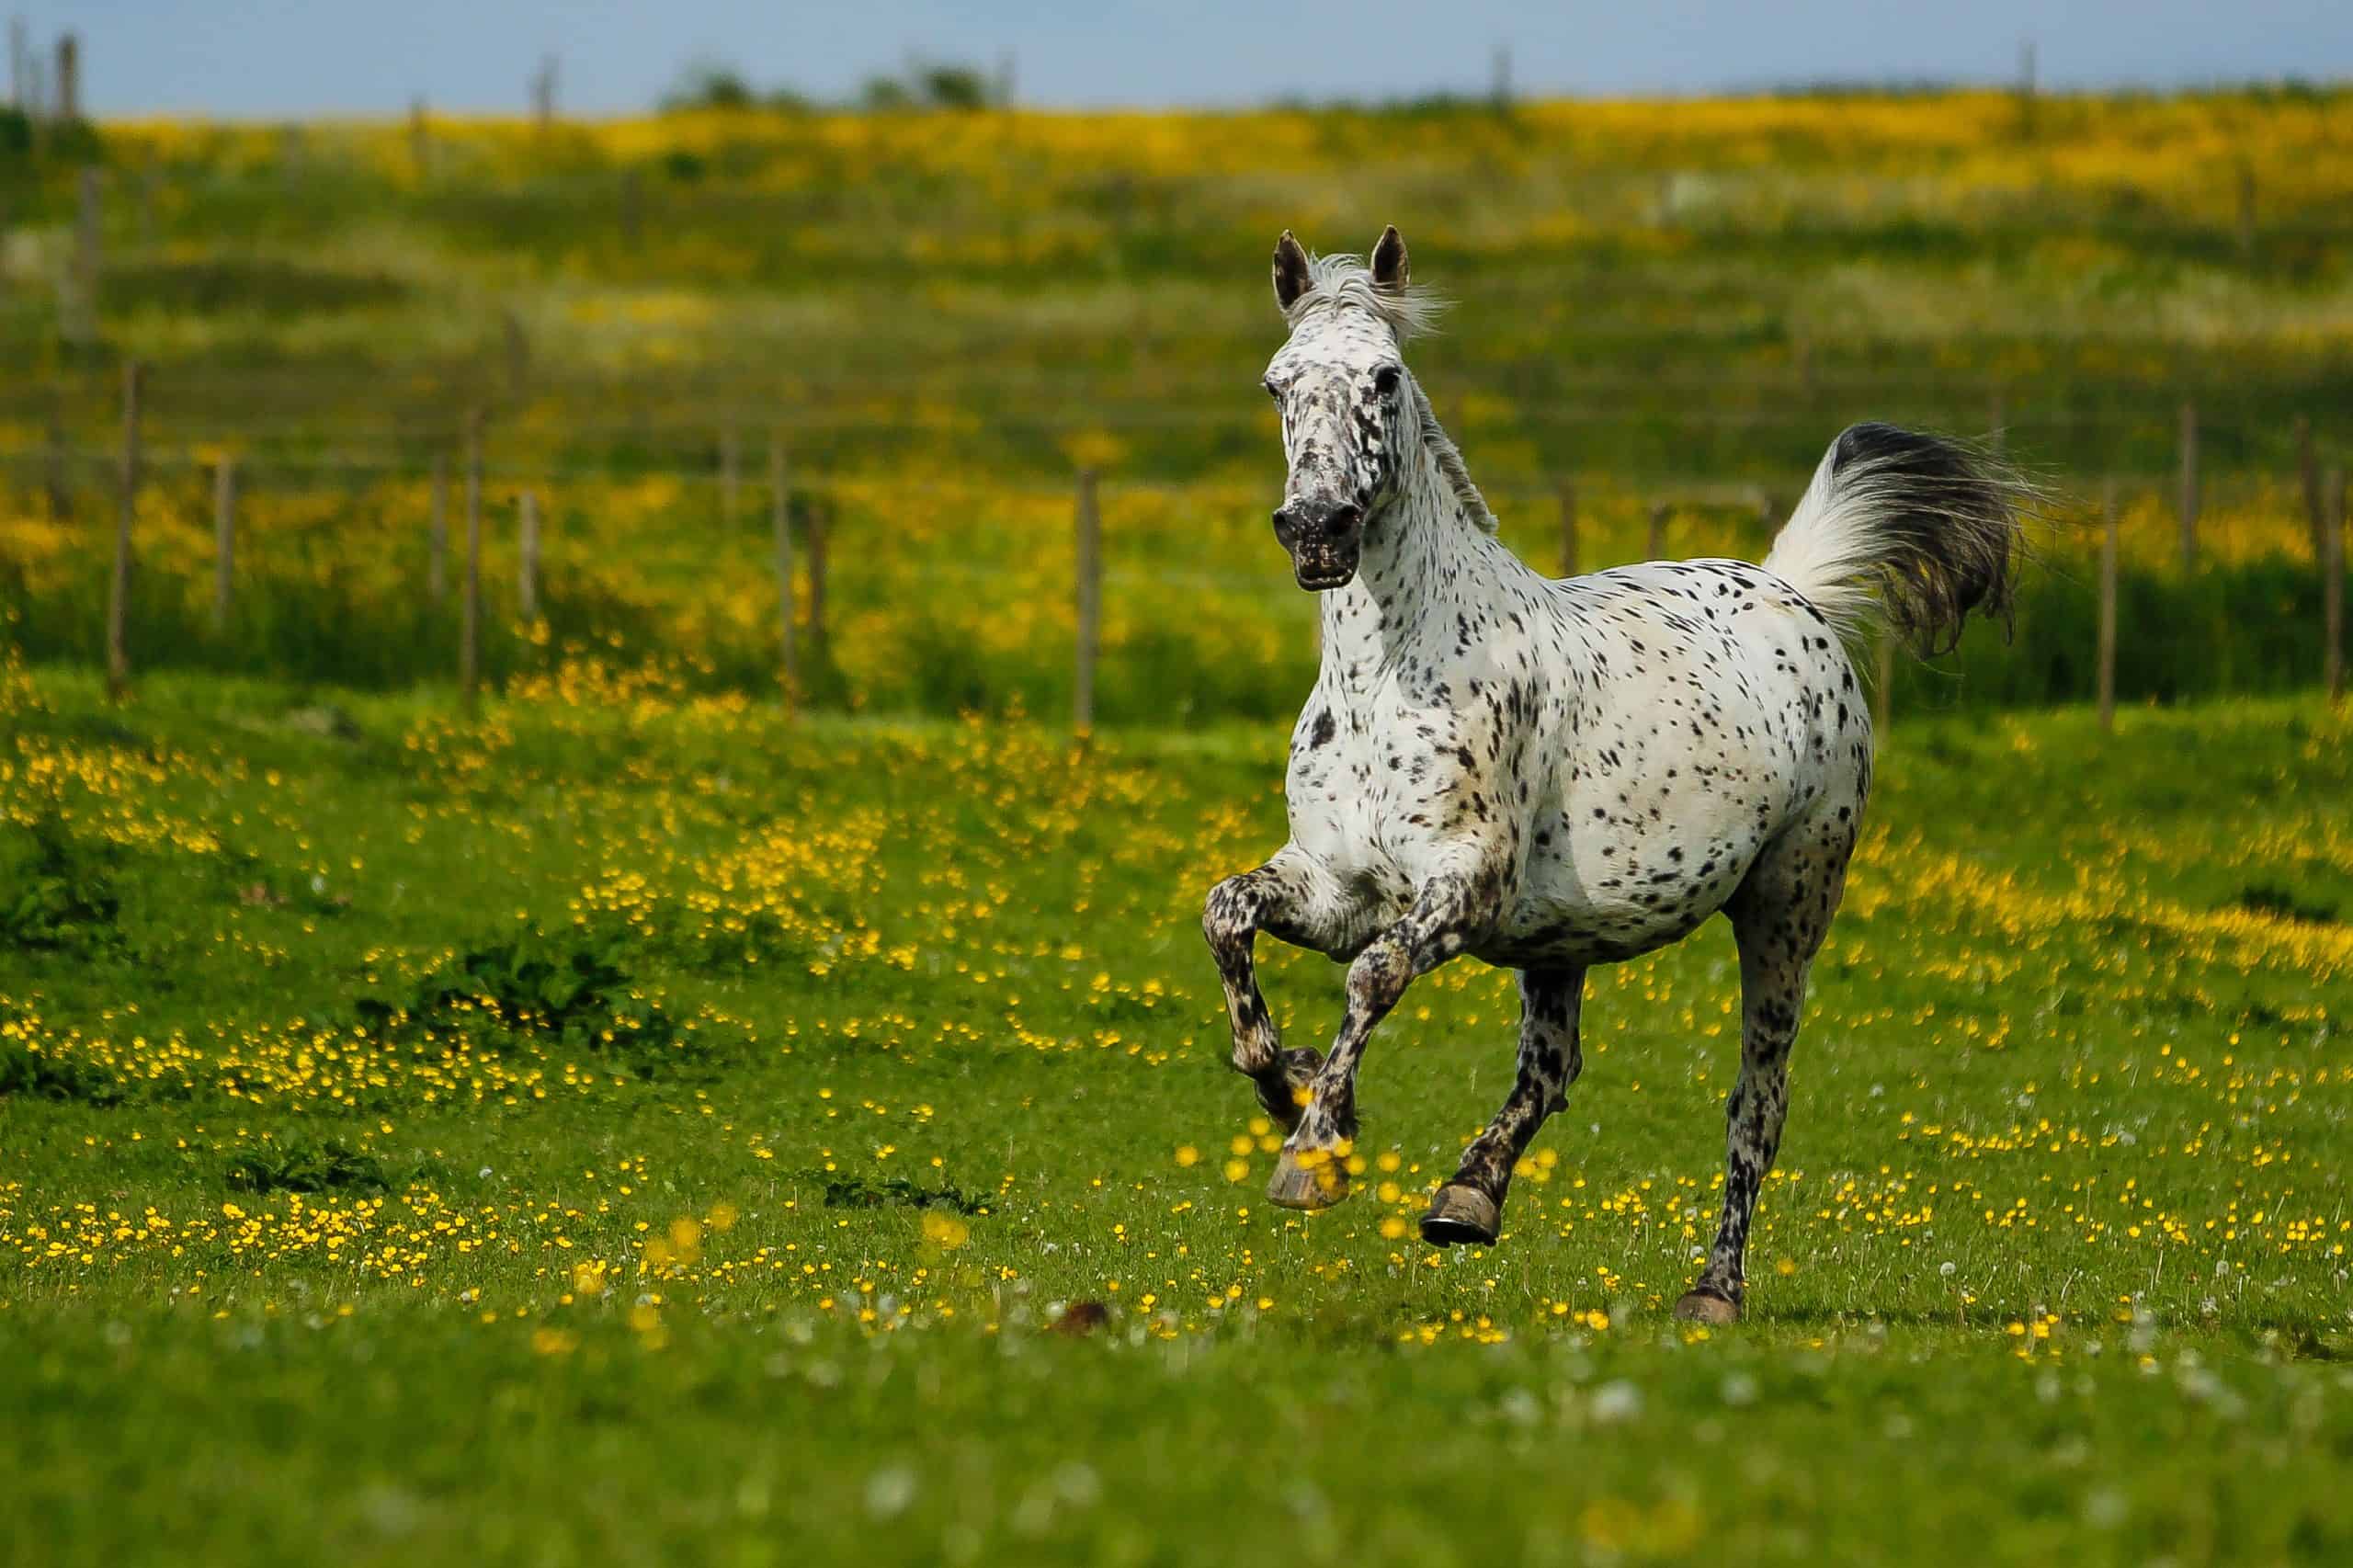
<box><xmin>1273</xmin><ymin>500</ymin><xmax>1362</xmax><ymax>592</ymax></box>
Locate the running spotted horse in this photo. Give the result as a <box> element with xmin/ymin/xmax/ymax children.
<box><xmin>1202</xmin><ymin>227</ymin><xmax>2027</xmax><ymax>1323</ymax></box>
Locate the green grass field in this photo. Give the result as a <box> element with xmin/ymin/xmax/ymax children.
<box><xmin>4</xmin><ymin>653</ymin><xmax>2348</xmax><ymax>1564</ymax></box>
<box><xmin>5</xmin><ymin>85</ymin><xmax>2352</xmax><ymax>1564</ymax></box>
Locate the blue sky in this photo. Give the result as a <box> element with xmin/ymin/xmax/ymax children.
<box><xmin>32</xmin><ymin>0</ymin><xmax>2353</xmax><ymax>117</ymax></box>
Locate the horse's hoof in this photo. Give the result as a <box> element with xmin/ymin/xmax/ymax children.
<box><xmin>1673</xmin><ymin>1289</ymin><xmax>1742</xmax><ymax>1325</ymax></box>
<box><xmin>1255</xmin><ymin>1047</ymin><xmax>1324</xmax><ymax>1132</ymax></box>
<box><xmin>1418</xmin><ymin>1184</ymin><xmax>1500</xmax><ymax>1246</ymax></box>
<box><xmin>1266</xmin><ymin>1148</ymin><xmax>1349</xmax><ymax>1210</ymax></box>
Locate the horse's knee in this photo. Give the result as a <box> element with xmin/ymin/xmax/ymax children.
<box><xmin>1344</xmin><ymin>937</ymin><xmax>1413</xmax><ymax>1017</ymax></box>
<box><xmin>1204</xmin><ymin>874</ymin><xmax>1283</xmax><ymax>1078</ymax></box>
<box><xmin>1201</xmin><ymin>876</ymin><xmax>1256</xmax><ymax>957</ymax></box>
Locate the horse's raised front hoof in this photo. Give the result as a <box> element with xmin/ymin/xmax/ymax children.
<box><xmin>1265</xmin><ymin>1147</ymin><xmax>1349</xmax><ymax>1210</ymax></box>
<box><xmin>1418</xmin><ymin>1183</ymin><xmax>1500</xmax><ymax>1246</ymax></box>
<box><xmin>1254</xmin><ymin>1047</ymin><xmax>1325</xmax><ymax>1133</ymax></box>
<box><xmin>1673</xmin><ymin>1289</ymin><xmax>1742</xmax><ymax>1325</ymax></box>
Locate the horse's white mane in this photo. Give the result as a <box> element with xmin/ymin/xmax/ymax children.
<box><xmin>1408</xmin><ymin>381</ymin><xmax>1497</xmax><ymax>536</ymax></box>
<box><xmin>1281</xmin><ymin>253</ymin><xmax>1495</xmax><ymax>535</ymax></box>
<box><xmin>1279</xmin><ymin>253</ymin><xmax>1449</xmax><ymax>341</ymax></box>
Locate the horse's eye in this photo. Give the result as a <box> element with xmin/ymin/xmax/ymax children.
<box><xmin>1371</xmin><ymin>364</ymin><xmax>1402</xmax><ymax>395</ymax></box>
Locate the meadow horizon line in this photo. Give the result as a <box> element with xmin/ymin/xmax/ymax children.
<box><xmin>67</xmin><ymin>74</ymin><xmax>2353</xmax><ymax>127</ymax></box>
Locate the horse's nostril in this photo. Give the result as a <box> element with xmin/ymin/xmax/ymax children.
<box><xmin>1276</xmin><ymin>501</ymin><xmax>1358</xmax><ymax>541</ymax></box>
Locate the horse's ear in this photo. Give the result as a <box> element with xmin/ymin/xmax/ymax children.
<box><xmin>1273</xmin><ymin>231</ymin><xmax>1312</xmax><ymax>313</ymax></box>
<box><xmin>1370</xmin><ymin>224</ymin><xmax>1409</xmax><ymax>289</ymax></box>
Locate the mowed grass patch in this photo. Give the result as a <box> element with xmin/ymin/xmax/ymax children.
<box><xmin>1</xmin><ymin>659</ymin><xmax>2348</xmax><ymax>1564</ymax></box>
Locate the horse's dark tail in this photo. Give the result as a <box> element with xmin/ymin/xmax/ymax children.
<box><xmin>1760</xmin><ymin>423</ymin><xmax>2031</xmax><ymax>656</ymax></box>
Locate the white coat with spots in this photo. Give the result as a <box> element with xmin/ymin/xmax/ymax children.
<box><xmin>1203</xmin><ymin>228</ymin><xmax>2025</xmax><ymax>1322</ymax></box>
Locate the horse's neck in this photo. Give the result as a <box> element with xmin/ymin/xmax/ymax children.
<box><xmin>1317</xmin><ymin>419</ymin><xmax>1499</xmax><ymax>687</ymax></box>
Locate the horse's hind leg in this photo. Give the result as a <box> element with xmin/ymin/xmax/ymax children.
<box><xmin>1202</xmin><ymin>846</ymin><xmax>1357</xmax><ymax>1133</ymax></box>
<box><xmin>1422</xmin><ymin>965</ymin><xmax>1586</xmax><ymax>1246</ymax></box>
<box><xmin>1677</xmin><ymin>811</ymin><xmax>1855</xmax><ymax>1324</ymax></box>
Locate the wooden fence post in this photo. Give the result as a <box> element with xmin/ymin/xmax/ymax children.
<box><xmin>2236</xmin><ymin>164</ymin><xmax>2257</xmax><ymax>264</ymax></box>
<box><xmin>428</xmin><ymin>452</ymin><xmax>449</xmax><ymax>603</ymax></box>
<box><xmin>2097</xmin><ymin>479</ymin><xmax>2119</xmax><ymax>734</ymax></box>
<box><xmin>67</xmin><ymin>167</ymin><xmax>100</xmax><ymax>346</ymax></box>
<box><xmin>461</xmin><ymin>410</ymin><xmax>483</xmax><ymax>710</ymax></box>
<box><xmin>107</xmin><ymin>362</ymin><xmax>141</xmax><ymax>703</ymax></box>
<box><xmin>1074</xmin><ymin>468</ymin><xmax>1101</xmax><ymax>733</ymax></box>
<box><xmin>720</xmin><ymin>426</ymin><xmax>740</xmax><ymax>531</ymax></box>
<box><xmin>531</xmin><ymin>53</ymin><xmax>559</xmax><ymax>130</ymax></box>
<box><xmin>409</xmin><ymin>97</ymin><xmax>431</xmax><ymax>180</ymax></box>
<box><xmin>43</xmin><ymin>386</ymin><xmax>70</xmax><ymax>521</ymax></box>
<box><xmin>1646</xmin><ymin>501</ymin><xmax>1668</xmax><ymax>561</ymax></box>
<box><xmin>806</xmin><ymin>494</ymin><xmax>829</xmax><ymax>655</ymax></box>
<box><xmin>1556</xmin><ymin>479</ymin><xmax>1578</xmax><ymax>578</ymax></box>
<box><xmin>2177</xmin><ymin>399</ymin><xmax>2200</xmax><ymax>571</ymax></box>
<box><xmin>2326</xmin><ymin>466</ymin><xmax>2345</xmax><ymax>707</ymax></box>
<box><xmin>211</xmin><ymin>453</ymin><xmax>235</xmax><ymax>631</ymax></box>
<box><xmin>517</xmin><ymin>487</ymin><xmax>540</xmax><ymax>621</ymax></box>
<box><xmin>2297</xmin><ymin>415</ymin><xmax>2324</xmax><ymax>562</ymax></box>
<box><xmin>502</xmin><ymin>310</ymin><xmax>530</xmax><ymax>400</ymax></box>
<box><xmin>54</xmin><ymin>29</ymin><xmax>77</xmax><ymax>120</ymax></box>
<box><xmin>770</xmin><ymin>432</ymin><xmax>797</xmax><ymax>705</ymax></box>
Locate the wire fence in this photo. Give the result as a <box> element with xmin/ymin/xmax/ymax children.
<box><xmin>3</xmin><ymin>369</ymin><xmax>2347</xmax><ymax>725</ymax></box>
<box><xmin>0</xmin><ymin>382</ymin><xmax>2325</xmax><ymax>444</ymax></box>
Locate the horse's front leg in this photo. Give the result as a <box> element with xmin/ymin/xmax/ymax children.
<box><xmin>1267</xmin><ymin>855</ymin><xmax>1509</xmax><ymax>1210</ymax></box>
<box><xmin>1201</xmin><ymin>846</ymin><xmax>1360</xmax><ymax>1132</ymax></box>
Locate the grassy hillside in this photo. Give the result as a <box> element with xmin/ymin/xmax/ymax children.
<box><xmin>6</xmin><ymin>91</ymin><xmax>2353</xmax><ymax>480</ymax></box>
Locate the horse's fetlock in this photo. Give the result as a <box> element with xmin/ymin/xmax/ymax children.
<box><xmin>1450</xmin><ymin>1147</ymin><xmax>1513</xmax><ymax>1207</ymax></box>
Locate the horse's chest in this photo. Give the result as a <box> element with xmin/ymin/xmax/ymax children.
<box><xmin>1287</xmin><ymin>700</ymin><xmax>1512</xmax><ymax>892</ymax></box>
<box><xmin>1287</xmin><ymin>723</ymin><xmax>1392</xmax><ymax>870</ymax></box>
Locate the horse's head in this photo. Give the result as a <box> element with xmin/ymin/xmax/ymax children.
<box><xmin>1263</xmin><ymin>225</ymin><xmax>1426</xmax><ymax>592</ymax></box>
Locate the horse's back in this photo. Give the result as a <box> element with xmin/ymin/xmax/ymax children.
<box><xmin>1484</xmin><ymin>559</ymin><xmax>1870</xmax><ymax>967</ymax></box>
<box><xmin>1552</xmin><ymin>559</ymin><xmax>1867</xmax><ymax>766</ymax></box>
